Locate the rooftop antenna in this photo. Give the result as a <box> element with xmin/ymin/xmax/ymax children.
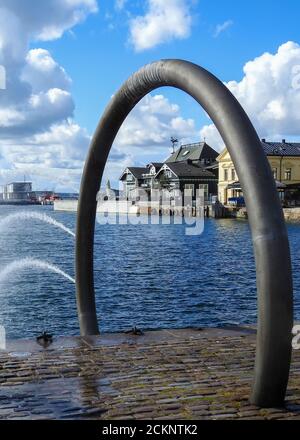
<box><xmin>170</xmin><ymin>136</ymin><xmax>178</xmax><ymax>154</ymax></box>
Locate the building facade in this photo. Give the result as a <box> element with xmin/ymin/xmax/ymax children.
<box><xmin>120</xmin><ymin>142</ymin><xmax>219</xmax><ymax>202</ymax></box>
<box><xmin>120</xmin><ymin>163</ymin><xmax>163</xmax><ymax>199</ymax></box>
<box><xmin>0</xmin><ymin>182</ymin><xmax>33</xmax><ymax>202</ymax></box>
<box><xmin>217</xmin><ymin>140</ymin><xmax>300</xmax><ymax>204</ymax></box>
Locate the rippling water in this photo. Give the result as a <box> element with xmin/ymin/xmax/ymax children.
<box><xmin>0</xmin><ymin>205</ymin><xmax>299</xmax><ymax>339</ymax></box>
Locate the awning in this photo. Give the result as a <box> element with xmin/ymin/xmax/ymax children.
<box><xmin>227</xmin><ymin>181</ymin><xmax>242</xmax><ymax>190</ymax></box>
<box><xmin>228</xmin><ymin>180</ymin><xmax>286</xmax><ymax>190</ymax></box>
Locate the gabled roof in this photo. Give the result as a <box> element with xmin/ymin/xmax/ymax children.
<box><xmin>120</xmin><ymin>167</ymin><xmax>148</xmax><ymax>180</ymax></box>
<box><xmin>216</xmin><ymin>148</ymin><xmax>230</xmax><ymax>162</ymax></box>
<box><xmin>166</xmin><ymin>142</ymin><xmax>219</xmax><ymax>163</ymax></box>
<box><xmin>148</xmin><ymin>162</ymin><xmax>164</xmax><ymax>169</ymax></box>
<box><xmin>164</xmin><ymin>162</ymin><xmax>217</xmax><ymax>179</ymax></box>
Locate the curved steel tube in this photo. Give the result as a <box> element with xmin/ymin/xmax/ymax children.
<box><xmin>76</xmin><ymin>60</ymin><xmax>293</xmax><ymax>407</ymax></box>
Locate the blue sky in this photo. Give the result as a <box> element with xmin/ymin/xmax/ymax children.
<box><xmin>1</xmin><ymin>0</ymin><xmax>300</xmax><ymax>190</ymax></box>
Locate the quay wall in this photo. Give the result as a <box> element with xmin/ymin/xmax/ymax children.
<box><xmin>54</xmin><ymin>200</ymin><xmax>206</xmax><ymax>217</ymax></box>
<box><xmin>283</xmin><ymin>208</ymin><xmax>300</xmax><ymax>222</ymax></box>
<box><xmin>54</xmin><ymin>200</ymin><xmax>300</xmax><ymax>222</ymax></box>
<box><xmin>54</xmin><ymin>200</ymin><xmax>139</xmax><ymax>214</ymax></box>
<box><xmin>222</xmin><ymin>206</ymin><xmax>300</xmax><ymax>222</ymax></box>
<box><xmin>54</xmin><ymin>200</ymin><xmax>77</xmax><ymax>211</ymax></box>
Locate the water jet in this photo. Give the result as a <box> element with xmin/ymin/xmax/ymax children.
<box><xmin>0</xmin><ymin>257</ymin><xmax>75</xmax><ymax>285</ymax></box>
<box><xmin>0</xmin><ymin>211</ymin><xmax>75</xmax><ymax>238</ymax></box>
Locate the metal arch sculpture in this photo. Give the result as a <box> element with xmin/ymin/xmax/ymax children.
<box><xmin>75</xmin><ymin>60</ymin><xmax>293</xmax><ymax>408</ymax></box>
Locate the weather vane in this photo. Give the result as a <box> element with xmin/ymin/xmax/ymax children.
<box><xmin>170</xmin><ymin>136</ymin><xmax>178</xmax><ymax>153</ymax></box>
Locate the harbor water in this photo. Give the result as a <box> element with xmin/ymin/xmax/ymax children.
<box><xmin>0</xmin><ymin>205</ymin><xmax>299</xmax><ymax>339</ymax></box>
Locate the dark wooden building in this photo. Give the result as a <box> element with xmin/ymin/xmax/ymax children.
<box><xmin>120</xmin><ymin>142</ymin><xmax>219</xmax><ymax>202</ymax></box>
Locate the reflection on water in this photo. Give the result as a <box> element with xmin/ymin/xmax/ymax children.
<box><xmin>0</xmin><ymin>205</ymin><xmax>299</xmax><ymax>339</ymax></box>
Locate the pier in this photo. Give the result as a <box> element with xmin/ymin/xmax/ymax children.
<box><xmin>0</xmin><ymin>327</ymin><xmax>299</xmax><ymax>420</ymax></box>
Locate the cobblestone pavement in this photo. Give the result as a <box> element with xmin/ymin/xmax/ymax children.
<box><xmin>0</xmin><ymin>327</ymin><xmax>299</xmax><ymax>420</ymax></box>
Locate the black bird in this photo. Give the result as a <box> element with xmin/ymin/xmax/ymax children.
<box><xmin>125</xmin><ymin>326</ymin><xmax>144</xmax><ymax>336</ymax></box>
<box><xmin>36</xmin><ymin>331</ymin><xmax>53</xmax><ymax>347</ymax></box>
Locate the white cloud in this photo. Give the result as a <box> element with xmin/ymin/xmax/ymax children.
<box><xmin>0</xmin><ymin>2</ymin><xmax>198</xmax><ymax>190</ymax></box>
<box><xmin>199</xmin><ymin>41</ymin><xmax>300</xmax><ymax>151</ymax></box>
<box><xmin>0</xmin><ymin>0</ymin><xmax>97</xmax><ymax>191</ymax></box>
<box><xmin>129</xmin><ymin>0</ymin><xmax>192</xmax><ymax>51</ymax></box>
<box><xmin>1</xmin><ymin>88</ymin><xmax>74</xmax><ymax>136</ymax></box>
<box><xmin>98</xmin><ymin>94</ymin><xmax>199</xmax><ymax>185</ymax></box>
<box><xmin>21</xmin><ymin>49</ymin><xmax>72</xmax><ymax>93</ymax></box>
<box><xmin>213</xmin><ymin>20</ymin><xmax>233</xmax><ymax>38</ymax></box>
<box><xmin>115</xmin><ymin>94</ymin><xmax>198</xmax><ymax>151</ymax></box>
<box><xmin>200</xmin><ymin>123</ymin><xmax>224</xmax><ymax>151</ymax></box>
<box><xmin>0</xmin><ymin>0</ymin><xmax>98</xmax><ymax>43</ymax></box>
<box><xmin>227</xmin><ymin>41</ymin><xmax>300</xmax><ymax>136</ymax></box>
<box><xmin>0</xmin><ymin>120</ymin><xmax>91</xmax><ymax>192</ymax></box>
<box><xmin>0</xmin><ymin>0</ymin><xmax>199</xmax><ymax>189</ymax></box>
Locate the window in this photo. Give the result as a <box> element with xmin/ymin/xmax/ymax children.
<box><xmin>231</xmin><ymin>169</ymin><xmax>236</xmax><ymax>181</ymax></box>
<box><xmin>285</xmin><ymin>168</ymin><xmax>292</xmax><ymax>181</ymax></box>
<box><xmin>199</xmin><ymin>184</ymin><xmax>209</xmax><ymax>200</ymax></box>
<box><xmin>272</xmin><ymin>168</ymin><xmax>277</xmax><ymax>180</ymax></box>
<box><xmin>185</xmin><ymin>184</ymin><xmax>194</xmax><ymax>196</ymax></box>
<box><xmin>224</xmin><ymin>169</ymin><xmax>228</xmax><ymax>181</ymax></box>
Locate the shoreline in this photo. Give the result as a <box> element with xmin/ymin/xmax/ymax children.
<box><xmin>2</xmin><ymin>325</ymin><xmax>258</xmax><ymax>349</ymax></box>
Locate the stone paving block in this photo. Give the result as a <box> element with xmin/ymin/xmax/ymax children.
<box><xmin>0</xmin><ymin>329</ymin><xmax>299</xmax><ymax>420</ymax></box>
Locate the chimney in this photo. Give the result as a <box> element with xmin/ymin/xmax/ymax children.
<box><xmin>261</xmin><ymin>138</ymin><xmax>266</xmax><ymax>143</ymax></box>
<box><xmin>282</xmin><ymin>139</ymin><xmax>286</xmax><ymax>143</ymax></box>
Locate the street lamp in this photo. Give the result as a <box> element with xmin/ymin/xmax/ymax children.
<box><xmin>273</xmin><ymin>147</ymin><xmax>286</xmax><ymax>182</ymax></box>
